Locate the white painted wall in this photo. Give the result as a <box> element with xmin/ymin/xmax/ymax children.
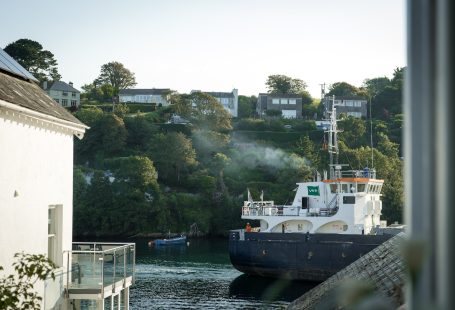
<box><xmin>0</xmin><ymin>109</ymin><xmax>75</xmax><ymax>309</ymax></box>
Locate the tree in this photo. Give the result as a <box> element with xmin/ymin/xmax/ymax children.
<box><xmin>75</xmin><ymin>106</ymin><xmax>104</xmax><ymax>126</ymax></box>
<box><xmin>190</xmin><ymin>92</ymin><xmax>232</xmax><ymax>131</ymax></box>
<box><xmin>326</xmin><ymin>82</ymin><xmax>365</xmax><ymax>98</ymax></box>
<box><xmin>4</xmin><ymin>38</ymin><xmax>61</xmax><ymax>83</ymax></box>
<box><xmin>0</xmin><ymin>253</ymin><xmax>56</xmax><ymax>310</ymax></box>
<box><xmin>362</xmin><ymin>77</ymin><xmax>391</xmax><ymax>98</ymax></box>
<box><xmin>339</xmin><ymin>117</ymin><xmax>367</xmax><ymax>148</ymax></box>
<box><xmin>74</xmin><ymin>114</ymin><xmax>127</xmax><ymax>164</ymax></box>
<box><xmin>148</xmin><ymin>132</ymin><xmax>198</xmax><ymax>183</ymax></box>
<box><xmin>95</xmin><ymin>61</ymin><xmax>137</xmax><ymax>94</ymax></box>
<box><xmin>296</xmin><ymin>135</ymin><xmax>318</xmax><ymax>166</ymax></box>
<box><xmin>124</xmin><ymin>115</ymin><xmax>157</xmax><ymax>151</ymax></box>
<box><xmin>266</xmin><ymin>75</ymin><xmax>307</xmax><ymax>94</ymax></box>
<box><xmin>238</xmin><ymin>95</ymin><xmax>256</xmax><ymax>118</ymax></box>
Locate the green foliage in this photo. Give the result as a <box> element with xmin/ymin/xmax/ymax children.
<box><xmin>75</xmin><ymin>106</ymin><xmax>104</xmax><ymax>126</ymax></box>
<box><xmin>125</xmin><ymin>103</ymin><xmax>155</xmax><ymax>113</ymax></box>
<box><xmin>370</xmin><ymin>67</ymin><xmax>405</xmax><ymax>120</ymax></box>
<box><xmin>4</xmin><ymin>38</ymin><xmax>61</xmax><ymax>83</ymax></box>
<box><xmin>124</xmin><ymin>115</ymin><xmax>157</xmax><ymax>151</ymax></box>
<box><xmin>172</xmin><ymin>93</ymin><xmax>232</xmax><ymax>131</ymax></box>
<box><xmin>326</xmin><ymin>82</ymin><xmax>366</xmax><ymax>97</ymax></box>
<box><xmin>265</xmin><ymin>109</ymin><xmax>282</xmax><ymax>117</ymax></box>
<box><xmin>296</xmin><ymin>135</ymin><xmax>318</xmax><ymax>166</ymax></box>
<box><xmin>113</xmin><ymin>103</ymin><xmax>130</xmax><ymax>118</ymax></box>
<box><xmin>75</xmin><ymin>113</ymin><xmax>127</xmax><ymax>165</ymax></box>
<box><xmin>238</xmin><ymin>95</ymin><xmax>256</xmax><ymax>118</ymax></box>
<box><xmin>266</xmin><ymin>75</ymin><xmax>307</xmax><ymax>94</ymax></box>
<box><xmin>339</xmin><ymin>117</ymin><xmax>367</xmax><ymax>148</ymax></box>
<box><xmin>148</xmin><ymin>132</ymin><xmax>198</xmax><ymax>183</ymax></box>
<box><xmin>97</xmin><ymin>61</ymin><xmax>137</xmax><ymax>94</ymax></box>
<box><xmin>0</xmin><ymin>253</ymin><xmax>56</xmax><ymax>310</ymax></box>
<box><xmin>81</xmin><ymin>83</ymin><xmax>115</xmax><ymax>102</ymax></box>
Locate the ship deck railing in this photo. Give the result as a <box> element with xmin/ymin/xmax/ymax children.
<box><xmin>63</xmin><ymin>242</ymin><xmax>135</xmax><ymax>300</ymax></box>
<box><xmin>242</xmin><ymin>203</ymin><xmax>338</xmax><ymax>217</ymax></box>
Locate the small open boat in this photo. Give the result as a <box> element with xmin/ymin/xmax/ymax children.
<box><xmin>149</xmin><ymin>235</ymin><xmax>187</xmax><ymax>246</ymax></box>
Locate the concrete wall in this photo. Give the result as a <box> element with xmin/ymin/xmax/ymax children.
<box><xmin>0</xmin><ymin>108</ymin><xmax>74</xmax><ymax>309</ymax></box>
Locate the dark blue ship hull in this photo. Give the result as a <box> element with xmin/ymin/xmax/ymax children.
<box><xmin>228</xmin><ymin>231</ymin><xmax>392</xmax><ymax>282</ymax></box>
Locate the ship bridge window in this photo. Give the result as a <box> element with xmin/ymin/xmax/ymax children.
<box><xmin>330</xmin><ymin>184</ymin><xmax>337</xmax><ymax>193</ymax></box>
<box><xmin>341</xmin><ymin>184</ymin><xmax>348</xmax><ymax>193</ymax></box>
<box><xmin>357</xmin><ymin>184</ymin><xmax>366</xmax><ymax>193</ymax></box>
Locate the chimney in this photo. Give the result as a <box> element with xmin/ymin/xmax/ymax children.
<box><xmin>69</xmin><ymin>81</ymin><xmax>73</xmax><ymax>87</ymax></box>
<box><xmin>42</xmin><ymin>81</ymin><xmax>47</xmax><ymax>90</ymax></box>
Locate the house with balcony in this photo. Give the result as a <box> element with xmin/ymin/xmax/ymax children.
<box><xmin>119</xmin><ymin>88</ymin><xmax>171</xmax><ymax>106</ymax></box>
<box><xmin>322</xmin><ymin>96</ymin><xmax>368</xmax><ymax>118</ymax></box>
<box><xmin>256</xmin><ymin>93</ymin><xmax>303</xmax><ymax>119</ymax></box>
<box><xmin>191</xmin><ymin>88</ymin><xmax>238</xmax><ymax>117</ymax></box>
<box><xmin>43</xmin><ymin>80</ymin><xmax>81</xmax><ymax>109</ymax></box>
<box><xmin>0</xmin><ymin>48</ymin><xmax>135</xmax><ymax>310</ymax></box>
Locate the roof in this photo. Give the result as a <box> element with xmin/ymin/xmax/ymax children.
<box><xmin>325</xmin><ymin>96</ymin><xmax>367</xmax><ymax>101</ymax></box>
<box><xmin>47</xmin><ymin>81</ymin><xmax>80</xmax><ymax>93</ymax></box>
<box><xmin>0</xmin><ymin>72</ymin><xmax>85</xmax><ymax>126</ymax></box>
<box><xmin>259</xmin><ymin>93</ymin><xmax>302</xmax><ymax>98</ymax></box>
<box><xmin>0</xmin><ymin>48</ymin><xmax>38</xmax><ymax>82</ymax></box>
<box><xmin>119</xmin><ymin>88</ymin><xmax>170</xmax><ymax>96</ymax></box>
<box><xmin>205</xmin><ymin>91</ymin><xmax>234</xmax><ymax>98</ymax></box>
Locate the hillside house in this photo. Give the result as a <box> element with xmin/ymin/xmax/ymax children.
<box><xmin>322</xmin><ymin>96</ymin><xmax>368</xmax><ymax>118</ymax></box>
<box><xmin>43</xmin><ymin>80</ymin><xmax>81</xmax><ymax>109</ymax></box>
<box><xmin>119</xmin><ymin>88</ymin><xmax>171</xmax><ymax>106</ymax></box>
<box><xmin>0</xmin><ymin>48</ymin><xmax>135</xmax><ymax>309</ymax></box>
<box><xmin>191</xmin><ymin>88</ymin><xmax>238</xmax><ymax>117</ymax></box>
<box><xmin>257</xmin><ymin>93</ymin><xmax>303</xmax><ymax>119</ymax></box>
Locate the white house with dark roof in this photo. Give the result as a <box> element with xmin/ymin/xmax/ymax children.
<box><xmin>0</xmin><ymin>49</ymin><xmax>135</xmax><ymax>309</ymax></box>
<box><xmin>119</xmin><ymin>88</ymin><xmax>171</xmax><ymax>106</ymax></box>
<box><xmin>191</xmin><ymin>88</ymin><xmax>238</xmax><ymax>117</ymax></box>
<box><xmin>43</xmin><ymin>80</ymin><xmax>81</xmax><ymax>109</ymax></box>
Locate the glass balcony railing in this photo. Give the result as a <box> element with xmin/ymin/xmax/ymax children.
<box><xmin>64</xmin><ymin>243</ymin><xmax>135</xmax><ymax>295</ymax></box>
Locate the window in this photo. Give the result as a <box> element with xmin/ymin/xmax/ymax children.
<box><xmin>272</xmin><ymin>98</ymin><xmax>280</xmax><ymax>104</ymax></box>
<box><xmin>347</xmin><ymin>112</ymin><xmax>362</xmax><ymax>118</ymax></box>
<box><xmin>280</xmin><ymin>98</ymin><xmax>288</xmax><ymax>104</ymax></box>
<box><xmin>330</xmin><ymin>184</ymin><xmax>338</xmax><ymax>193</ymax></box>
<box><xmin>345</xmin><ymin>100</ymin><xmax>354</xmax><ymax>106</ymax></box>
<box><xmin>48</xmin><ymin>205</ymin><xmax>62</xmax><ymax>266</ymax></box>
<box><xmin>341</xmin><ymin>184</ymin><xmax>349</xmax><ymax>193</ymax></box>
<box><xmin>354</xmin><ymin>101</ymin><xmax>362</xmax><ymax>107</ymax></box>
<box><xmin>72</xmin><ymin>92</ymin><xmax>76</xmax><ymax>97</ymax></box>
<box><xmin>61</xmin><ymin>99</ymin><xmax>68</xmax><ymax>106</ymax></box>
<box><xmin>282</xmin><ymin>110</ymin><xmax>297</xmax><ymax>118</ymax></box>
<box><xmin>357</xmin><ymin>184</ymin><xmax>366</xmax><ymax>192</ymax></box>
<box><xmin>62</xmin><ymin>92</ymin><xmax>68</xmax><ymax>96</ymax></box>
<box><xmin>289</xmin><ymin>99</ymin><xmax>297</xmax><ymax>105</ymax></box>
<box><xmin>71</xmin><ymin>100</ymin><xmax>77</xmax><ymax>107</ymax></box>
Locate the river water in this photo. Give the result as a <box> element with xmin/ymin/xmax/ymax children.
<box><xmin>129</xmin><ymin>238</ymin><xmax>316</xmax><ymax>309</ymax></box>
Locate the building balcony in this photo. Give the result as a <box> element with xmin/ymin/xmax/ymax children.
<box><xmin>64</xmin><ymin>242</ymin><xmax>135</xmax><ymax>301</ymax></box>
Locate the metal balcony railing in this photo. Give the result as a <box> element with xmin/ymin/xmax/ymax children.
<box><xmin>64</xmin><ymin>242</ymin><xmax>135</xmax><ymax>297</ymax></box>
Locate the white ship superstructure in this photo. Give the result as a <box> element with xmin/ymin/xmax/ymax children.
<box><xmin>242</xmin><ymin>96</ymin><xmax>384</xmax><ymax>235</ymax></box>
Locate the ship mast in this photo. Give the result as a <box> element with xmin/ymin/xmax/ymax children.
<box><xmin>325</xmin><ymin>95</ymin><xmax>342</xmax><ymax>179</ymax></box>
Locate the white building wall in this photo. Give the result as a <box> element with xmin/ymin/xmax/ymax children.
<box><xmin>0</xmin><ymin>110</ymin><xmax>74</xmax><ymax>309</ymax></box>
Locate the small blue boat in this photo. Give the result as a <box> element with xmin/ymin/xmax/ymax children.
<box><xmin>152</xmin><ymin>235</ymin><xmax>187</xmax><ymax>246</ymax></box>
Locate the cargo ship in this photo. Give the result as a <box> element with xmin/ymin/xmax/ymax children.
<box><xmin>229</xmin><ymin>96</ymin><xmax>397</xmax><ymax>282</ymax></box>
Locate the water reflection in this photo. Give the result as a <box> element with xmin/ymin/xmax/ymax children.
<box><xmin>129</xmin><ymin>238</ymin><xmax>315</xmax><ymax>309</ymax></box>
<box><xmin>229</xmin><ymin>274</ymin><xmax>317</xmax><ymax>303</ymax></box>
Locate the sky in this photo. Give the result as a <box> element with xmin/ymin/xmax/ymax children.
<box><xmin>0</xmin><ymin>0</ymin><xmax>405</xmax><ymax>98</ymax></box>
